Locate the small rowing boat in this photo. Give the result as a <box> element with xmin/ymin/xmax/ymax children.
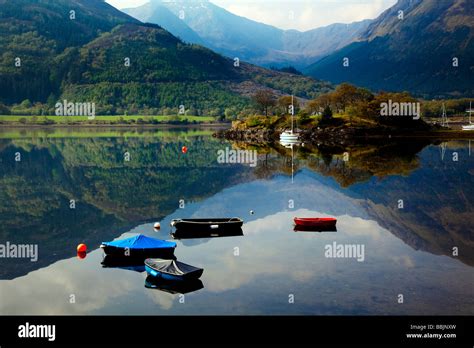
<box><xmin>170</xmin><ymin>218</ymin><xmax>243</xmax><ymax>232</ymax></box>
<box><xmin>145</xmin><ymin>258</ymin><xmax>204</xmax><ymax>281</ymax></box>
<box><xmin>100</xmin><ymin>234</ymin><xmax>176</xmax><ymax>258</ymax></box>
<box><xmin>294</xmin><ymin>217</ymin><xmax>337</xmax><ymax>230</ymax></box>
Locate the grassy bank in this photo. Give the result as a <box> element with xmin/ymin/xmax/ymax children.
<box><xmin>0</xmin><ymin>127</ymin><xmax>215</xmax><ymax>139</ymax></box>
<box><xmin>0</xmin><ymin>115</ymin><xmax>218</xmax><ymax>125</ymax></box>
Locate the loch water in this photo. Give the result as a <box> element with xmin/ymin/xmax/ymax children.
<box><xmin>0</xmin><ymin>128</ymin><xmax>473</xmax><ymax>315</ymax></box>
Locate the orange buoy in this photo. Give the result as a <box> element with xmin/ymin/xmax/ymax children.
<box><xmin>77</xmin><ymin>243</ymin><xmax>87</xmax><ymax>253</ymax></box>
<box><xmin>182</xmin><ymin>146</ymin><xmax>188</xmax><ymax>154</ymax></box>
<box><xmin>77</xmin><ymin>251</ymin><xmax>87</xmax><ymax>259</ymax></box>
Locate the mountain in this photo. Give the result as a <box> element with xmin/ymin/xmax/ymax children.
<box><xmin>122</xmin><ymin>1</ymin><xmax>205</xmax><ymax>45</ymax></box>
<box><xmin>70</xmin><ymin>23</ymin><xmax>237</xmax><ymax>84</ymax></box>
<box><xmin>305</xmin><ymin>0</ymin><xmax>474</xmax><ymax>98</ymax></box>
<box><xmin>0</xmin><ymin>0</ymin><xmax>331</xmax><ymax>113</ymax></box>
<box><xmin>0</xmin><ymin>0</ymin><xmax>138</xmax><ymax>102</ymax></box>
<box><xmin>279</xmin><ymin>21</ymin><xmax>372</xmax><ymax>66</ymax></box>
<box><xmin>123</xmin><ymin>0</ymin><xmax>371</xmax><ymax>68</ymax></box>
<box><xmin>0</xmin><ymin>0</ymin><xmax>137</xmax><ymax>48</ymax></box>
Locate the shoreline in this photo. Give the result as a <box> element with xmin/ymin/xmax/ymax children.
<box><xmin>2</xmin><ymin>123</ymin><xmax>473</xmax><ymax>142</ymax></box>
<box><xmin>215</xmin><ymin>126</ymin><xmax>474</xmax><ymax>145</ymax></box>
<box><xmin>0</xmin><ymin>122</ymin><xmax>229</xmax><ymax>129</ymax></box>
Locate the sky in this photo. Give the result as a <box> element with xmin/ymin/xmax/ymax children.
<box><xmin>106</xmin><ymin>0</ymin><xmax>397</xmax><ymax>31</ymax></box>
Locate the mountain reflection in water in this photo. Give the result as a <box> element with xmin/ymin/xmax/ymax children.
<box><xmin>0</xmin><ymin>128</ymin><xmax>472</xmax><ymax>315</ymax></box>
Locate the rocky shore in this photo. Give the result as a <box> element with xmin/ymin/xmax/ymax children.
<box><xmin>215</xmin><ymin>124</ymin><xmax>474</xmax><ymax>146</ymax></box>
<box><xmin>214</xmin><ymin>128</ymin><xmax>274</xmax><ymax>142</ymax></box>
<box><xmin>215</xmin><ymin>126</ymin><xmax>386</xmax><ymax>146</ymax></box>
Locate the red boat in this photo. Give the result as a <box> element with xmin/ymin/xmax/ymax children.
<box><xmin>294</xmin><ymin>217</ymin><xmax>337</xmax><ymax>229</ymax></box>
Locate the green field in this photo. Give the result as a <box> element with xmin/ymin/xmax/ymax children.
<box><xmin>0</xmin><ymin>115</ymin><xmax>217</xmax><ymax>124</ymax></box>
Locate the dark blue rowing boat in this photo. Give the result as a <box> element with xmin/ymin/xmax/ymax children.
<box><xmin>145</xmin><ymin>258</ymin><xmax>203</xmax><ymax>281</ymax></box>
<box><xmin>100</xmin><ymin>234</ymin><xmax>176</xmax><ymax>258</ymax></box>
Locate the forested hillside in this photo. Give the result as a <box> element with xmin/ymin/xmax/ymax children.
<box><xmin>0</xmin><ymin>0</ymin><xmax>330</xmax><ymax>116</ymax></box>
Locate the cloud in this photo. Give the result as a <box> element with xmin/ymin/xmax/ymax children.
<box><xmin>107</xmin><ymin>0</ymin><xmax>397</xmax><ymax>31</ymax></box>
<box><xmin>0</xmin><ymin>249</ymin><xmax>146</xmax><ymax>315</ymax></box>
<box><xmin>106</xmin><ymin>0</ymin><xmax>148</xmax><ymax>10</ymax></box>
<box><xmin>210</xmin><ymin>0</ymin><xmax>398</xmax><ymax>31</ymax></box>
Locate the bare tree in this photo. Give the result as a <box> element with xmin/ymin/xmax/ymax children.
<box><xmin>253</xmin><ymin>90</ymin><xmax>276</xmax><ymax>116</ymax></box>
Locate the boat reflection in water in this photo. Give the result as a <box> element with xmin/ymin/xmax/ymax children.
<box><xmin>170</xmin><ymin>217</ymin><xmax>244</xmax><ymax>240</ymax></box>
<box><xmin>293</xmin><ymin>217</ymin><xmax>337</xmax><ymax>232</ymax></box>
<box><xmin>170</xmin><ymin>218</ymin><xmax>243</xmax><ymax>232</ymax></box>
<box><xmin>279</xmin><ymin>138</ymin><xmax>301</xmax><ymax>149</ymax></box>
<box><xmin>293</xmin><ymin>225</ymin><xmax>337</xmax><ymax>232</ymax></box>
<box><xmin>100</xmin><ymin>255</ymin><xmax>149</xmax><ymax>273</ymax></box>
<box><xmin>145</xmin><ymin>275</ymin><xmax>204</xmax><ymax>295</ymax></box>
<box><xmin>172</xmin><ymin>227</ymin><xmax>244</xmax><ymax>240</ymax></box>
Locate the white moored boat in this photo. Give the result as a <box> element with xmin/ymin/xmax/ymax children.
<box><xmin>280</xmin><ymin>130</ymin><xmax>299</xmax><ymax>140</ymax></box>
<box><xmin>462</xmin><ymin>102</ymin><xmax>474</xmax><ymax>131</ymax></box>
<box><xmin>279</xmin><ymin>138</ymin><xmax>300</xmax><ymax>148</ymax></box>
<box><xmin>280</xmin><ymin>95</ymin><xmax>300</xmax><ymax>141</ymax></box>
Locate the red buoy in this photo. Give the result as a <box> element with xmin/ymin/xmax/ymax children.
<box><xmin>77</xmin><ymin>251</ymin><xmax>87</xmax><ymax>259</ymax></box>
<box><xmin>182</xmin><ymin>146</ymin><xmax>188</xmax><ymax>154</ymax></box>
<box><xmin>77</xmin><ymin>243</ymin><xmax>87</xmax><ymax>253</ymax></box>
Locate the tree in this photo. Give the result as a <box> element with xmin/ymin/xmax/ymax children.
<box><xmin>185</xmin><ymin>107</ymin><xmax>197</xmax><ymax>116</ymax></box>
<box><xmin>306</xmin><ymin>93</ymin><xmax>333</xmax><ymax>114</ymax></box>
<box><xmin>278</xmin><ymin>95</ymin><xmax>299</xmax><ymax>115</ymax></box>
<box><xmin>20</xmin><ymin>99</ymin><xmax>32</xmax><ymax>109</ymax></box>
<box><xmin>46</xmin><ymin>94</ymin><xmax>57</xmax><ymax>108</ymax></box>
<box><xmin>209</xmin><ymin>108</ymin><xmax>222</xmax><ymax>117</ymax></box>
<box><xmin>330</xmin><ymin>83</ymin><xmax>373</xmax><ymax>112</ymax></box>
<box><xmin>271</xmin><ymin>66</ymin><xmax>302</xmax><ymax>75</ymax></box>
<box><xmin>0</xmin><ymin>103</ymin><xmax>11</xmax><ymax>115</ymax></box>
<box><xmin>224</xmin><ymin>107</ymin><xmax>238</xmax><ymax>120</ymax></box>
<box><xmin>321</xmin><ymin>105</ymin><xmax>333</xmax><ymax>122</ymax></box>
<box><xmin>253</xmin><ymin>90</ymin><xmax>276</xmax><ymax>116</ymax></box>
<box><xmin>346</xmin><ymin>103</ymin><xmax>363</xmax><ymax>125</ymax></box>
<box><xmin>368</xmin><ymin>92</ymin><xmax>422</xmax><ymax>127</ymax></box>
<box><xmin>162</xmin><ymin>107</ymin><xmax>172</xmax><ymax>116</ymax></box>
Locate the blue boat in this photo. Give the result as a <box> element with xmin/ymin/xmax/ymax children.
<box><xmin>100</xmin><ymin>234</ymin><xmax>176</xmax><ymax>259</ymax></box>
<box><xmin>145</xmin><ymin>258</ymin><xmax>204</xmax><ymax>281</ymax></box>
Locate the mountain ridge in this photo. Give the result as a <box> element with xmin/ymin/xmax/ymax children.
<box><xmin>305</xmin><ymin>0</ymin><xmax>474</xmax><ymax>98</ymax></box>
<box><xmin>123</xmin><ymin>0</ymin><xmax>372</xmax><ymax>68</ymax></box>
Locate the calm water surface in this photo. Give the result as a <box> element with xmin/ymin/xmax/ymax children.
<box><xmin>0</xmin><ymin>128</ymin><xmax>473</xmax><ymax>315</ymax></box>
